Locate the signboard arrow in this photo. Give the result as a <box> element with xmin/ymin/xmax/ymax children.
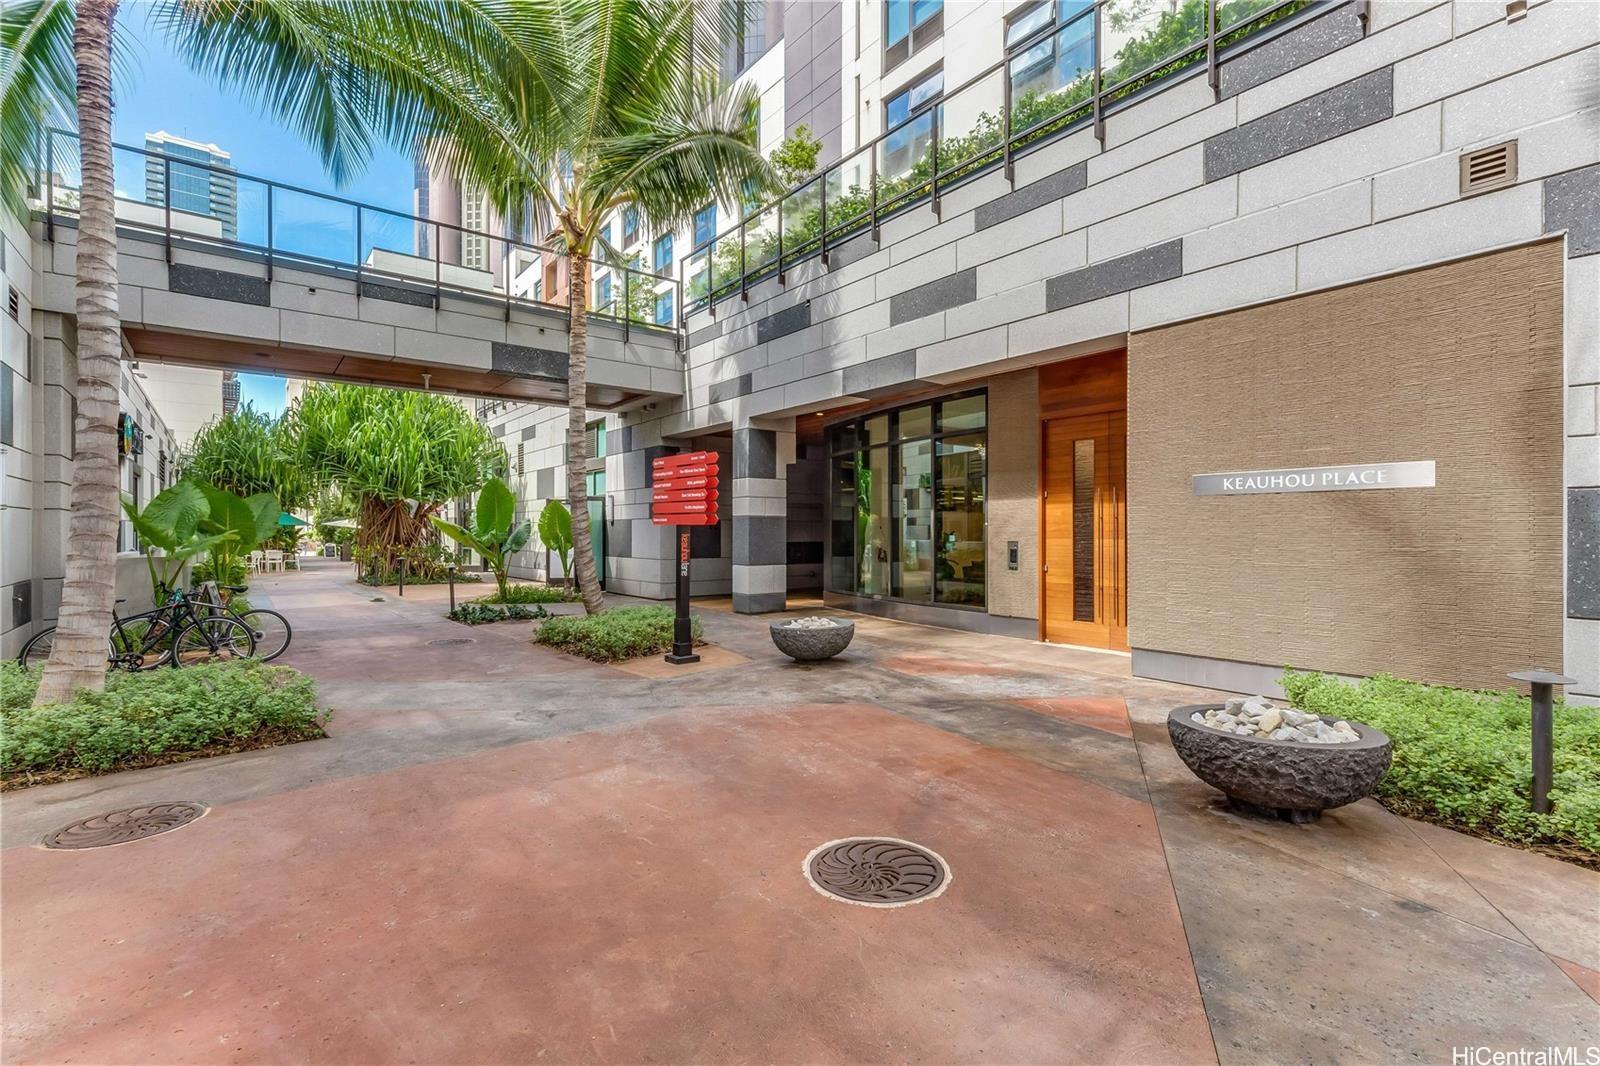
<box><xmin>651</xmin><ymin>513</ymin><xmax>719</xmax><ymax>526</ymax></box>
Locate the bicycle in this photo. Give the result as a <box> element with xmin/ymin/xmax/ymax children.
<box><xmin>193</xmin><ymin>582</ymin><xmax>293</xmax><ymax>662</ymax></box>
<box><xmin>16</xmin><ymin>585</ymin><xmax>255</xmax><ymax>669</ymax></box>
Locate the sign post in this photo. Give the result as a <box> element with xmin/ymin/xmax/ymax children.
<box><xmin>652</xmin><ymin>451</ymin><xmax>720</xmax><ymax>665</ymax></box>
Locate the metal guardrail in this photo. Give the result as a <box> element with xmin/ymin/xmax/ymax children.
<box><xmin>681</xmin><ymin>0</ymin><xmax>1355</xmax><ymax>320</ymax></box>
<box><xmin>33</xmin><ymin>130</ymin><xmax>684</xmax><ymax>343</ymax></box>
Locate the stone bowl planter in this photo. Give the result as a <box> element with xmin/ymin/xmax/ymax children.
<box><xmin>1167</xmin><ymin>705</ymin><xmax>1393</xmax><ymax>823</ymax></box>
<box><xmin>770</xmin><ymin>618</ymin><xmax>855</xmax><ymax>662</ymax></box>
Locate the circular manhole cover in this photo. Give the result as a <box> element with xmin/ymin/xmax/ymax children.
<box><xmin>427</xmin><ymin>637</ymin><xmax>476</xmax><ymax>646</ymax></box>
<box><xmin>804</xmin><ymin>837</ymin><xmax>950</xmax><ymax>907</ymax></box>
<box><xmin>42</xmin><ymin>802</ymin><xmax>207</xmax><ymax>850</ymax></box>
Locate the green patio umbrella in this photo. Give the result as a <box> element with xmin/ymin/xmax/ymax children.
<box><xmin>278</xmin><ymin>512</ymin><xmax>310</xmax><ymax>527</ymax></box>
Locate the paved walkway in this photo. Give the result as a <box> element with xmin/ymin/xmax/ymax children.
<box><xmin>3</xmin><ymin>559</ymin><xmax>1596</xmax><ymax>1064</ymax></box>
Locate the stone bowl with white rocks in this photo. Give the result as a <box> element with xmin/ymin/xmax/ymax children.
<box><xmin>1167</xmin><ymin>696</ymin><xmax>1392</xmax><ymax>823</ymax></box>
<box><xmin>770</xmin><ymin>616</ymin><xmax>855</xmax><ymax>662</ymax></box>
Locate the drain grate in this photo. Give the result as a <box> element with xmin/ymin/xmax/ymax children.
<box><xmin>43</xmin><ymin>802</ymin><xmax>207</xmax><ymax>850</ymax></box>
<box><xmin>427</xmin><ymin>637</ymin><xmax>475</xmax><ymax>646</ymax></box>
<box><xmin>804</xmin><ymin>837</ymin><xmax>950</xmax><ymax>906</ymax></box>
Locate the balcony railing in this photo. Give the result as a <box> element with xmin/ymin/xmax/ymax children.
<box><xmin>29</xmin><ymin>130</ymin><xmax>683</xmax><ymax>344</ymax></box>
<box><xmin>682</xmin><ymin>0</ymin><xmax>1348</xmax><ymax>317</ymax></box>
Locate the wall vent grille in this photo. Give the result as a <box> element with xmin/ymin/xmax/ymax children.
<box><xmin>6</xmin><ymin>286</ymin><xmax>17</xmax><ymax>321</ymax></box>
<box><xmin>1460</xmin><ymin>141</ymin><xmax>1518</xmax><ymax>197</ymax></box>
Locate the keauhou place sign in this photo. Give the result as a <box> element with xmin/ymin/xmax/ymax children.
<box><xmin>1192</xmin><ymin>461</ymin><xmax>1436</xmax><ymax>496</ymax></box>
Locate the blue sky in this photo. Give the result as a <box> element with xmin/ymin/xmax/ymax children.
<box><xmin>111</xmin><ymin>10</ymin><xmax>420</xmax><ymax>420</ymax></box>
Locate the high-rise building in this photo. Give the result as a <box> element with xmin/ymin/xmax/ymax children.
<box><xmin>143</xmin><ymin>131</ymin><xmax>238</xmax><ymax>240</ymax></box>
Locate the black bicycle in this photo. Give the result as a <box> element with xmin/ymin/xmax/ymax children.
<box><xmin>16</xmin><ymin>586</ymin><xmax>255</xmax><ymax>669</ymax></box>
<box><xmin>194</xmin><ymin>583</ymin><xmax>293</xmax><ymax>662</ymax></box>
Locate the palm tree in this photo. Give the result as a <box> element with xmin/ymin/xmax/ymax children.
<box><xmin>2</xmin><ymin>0</ymin><xmax>434</xmax><ymax>703</ymax></box>
<box><xmin>296</xmin><ymin>0</ymin><xmax>774</xmax><ymax>613</ymax></box>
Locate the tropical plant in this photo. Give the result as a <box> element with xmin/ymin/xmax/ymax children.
<box><xmin>4</xmin><ymin>0</ymin><xmax>414</xmax><ymax>705</ymax></box>
<box><xmin>533</xmin><ymin>605</ymin><xmax>700</xmax><ymax>663</ymax></box>
<box><xmin>288</xmin><ymin>382</ymin><xmax>504</xmax><ymax>578</ymax></box>
<box><xmin>306</xmin><ymin>0</ymin><xmax>773</xmax><ymax>613</ymax></box>
<box><xmin>194</xmin><ymin>480</ymin><xmax>280</xmax><ymax>587</ymax></box>
<box><xmin>182</xmin><ymin>405</ymin><xmax>309</xmax><ymax>511</ymax></box>
<box><xmin>120</xmin><ymin>479</ymin><xmax>268</xmax><ymax>598</ymax></box>
<box><xmin>769</xmin><ymin>124</ymin><xmax>823</xmax><ymax>186</ymax></box>
<box><xmin>537</xmin><ymin>499</ymin><xmax>574</xmax><ymax>586</ymax></box>
<box><xmin>430</xmin><ymin>476</ymin><xmax>530</xmax><ymax>602</ymax></box>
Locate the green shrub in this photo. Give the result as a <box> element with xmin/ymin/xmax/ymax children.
<box><xmin>533</xmin><ymin>606</ymin><xmax>701</xmax><ymax>662</ymax></box>
<box><xmin>1</xmin><ymin>659</ymin><xmax>326</xmax><ymax>780</ymax></box>
<box><xmin>476</xmin><ymin>584</ymin><xmax>580</xmax><ymax>605</ymax></box>
<box><xmin>1282</xmin><ymin>671</ymin><xmax>1600</xmax><ymax>856</ymax></box>
<box><xmin>446</xmin><ymin>603</ymin><xmax>549</xmax><ymax>625</ymax></box>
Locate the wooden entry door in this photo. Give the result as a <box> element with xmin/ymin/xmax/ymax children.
<box><xmin>1042</xmin><ymin>413</ymin><xmax>1127</xmax><ymax>650</ymax></box>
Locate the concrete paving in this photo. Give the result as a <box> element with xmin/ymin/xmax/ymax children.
<box><xmin>3</xmin><ymin>559</ymin><xmax>1596</xmax><ymax>1064</ymax></box>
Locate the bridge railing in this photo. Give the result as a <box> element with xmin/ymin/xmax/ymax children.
<box><xmin>29</xmin><ymin>131</ymin><xmax>683</xmax><ymax>343</ymax></box>
<box><xmin>683</xmin><ymin>0</ymin><xmax>1346</xmax><ymax>318</ymax></box>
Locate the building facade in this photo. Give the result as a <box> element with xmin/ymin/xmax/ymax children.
<box><xmin>143</xmin><ymin>132</ymin><xmax>239</xmax><ymax>241</ymax></box>
<box><xmin>470</xmin><ymin>0</ymin><xmax>1600</xmax><ymax>701</ymax></box>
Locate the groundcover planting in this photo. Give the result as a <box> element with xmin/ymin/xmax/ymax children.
<box><xmin>1</xmin><ymin>660</ymin><xmax>327</xmax><ymax>788</ymax></box>
<box><xmin>533</xmin><ymin>605</ymin><xmax>702</xmax><ymax>662</ymax></box>
<box><xmin>1283</xmin><ymin>670</ymin><xmax>1600</xmax><ymax>864</ymax></box>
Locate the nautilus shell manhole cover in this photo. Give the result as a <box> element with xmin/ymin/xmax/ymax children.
<box><xmin>427</xmin><ymin>637</ymin><xmax>475</xmax><ymax>646</ymax></box>
<box><xmin>804</xmin><ymin>837</ymin><xmax>950</xmax><ymax>906</ymax></box>
<box><xmin>42</xmin><ymin>802</ymin><xmax>207</xmax><ymax>850</ymax></box>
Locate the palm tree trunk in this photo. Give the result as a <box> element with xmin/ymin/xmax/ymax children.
<box><xmin>565</xmin><ymin>260</ymin><xmax>604</xmax><ymax>614</ymax></box>
<box><xmin>33</xmin><ymin>0</ymin><xmax>122</xmax><ymax>706</ymax></box>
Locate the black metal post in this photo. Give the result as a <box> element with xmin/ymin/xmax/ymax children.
<box><xmin>355</xmin><ymin>206</ymin><xmax>363</xmax><ymax>299</ymax></box>
<box><xmin>45</xmin><ymin>132</ymin><xmax>54</xmax><ymax>242</ymax></box>
<box><xmin>164</xmin><ymin>157</ymin><xmax>173</xmax><ymax>264</ymax></box>
<box><xmin>398</xmin><ymin>557</ymin><xmax>406</xmax><ymax>597</ymax></box>
<box><xmin>1508</xmin><ymin>670</ymin><xmax>1576</xmax><ymax>814</ymax></box>
<box><xmin>266</xmin><ymin>185</ymin><xmax>274</xmax><ymax>283</ymax></box>
<box><xmin>820</xmin><ymin>176</ymin><xmax>830</xmax><ymax>265</ymax></box>
<box><xmin>1207</xmin><ymin>0</ymin><xmax>1219</xmax><ymax>99</ymax></box>
<box><xmin>1093</xmin><ymin>2</ymin><xmax>1106</xmax><ymax>143</ymax></box>
<box><xmin>1003</xmin><ymin>69</ymin><xmax>1015</xmax><ymax>186</ymax></box>
<box><xmin>447</xmin><ymin>564</ymin><xmax>457</xmax><ymax>612</ymax></box>
<box><xmin>665</xmin><ymin>527</ymin><xmax>699</xmax><ymax>664</ymax></box>
<box><xmin>777</xmin><ymin>194</ymin><xmax>785</xmax><ymax>283</ymax></box>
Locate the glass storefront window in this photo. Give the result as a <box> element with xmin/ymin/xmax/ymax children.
<box><xmin>936</xmin><ymin>433</ymin><xmax>986</xmax><ymax>605</ymax></box>
<box><xmin>827</xmin><ymin>391</ymin><xmax>986</xmax><ymax>609</ymax></box>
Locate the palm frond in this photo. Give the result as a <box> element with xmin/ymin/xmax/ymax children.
<box><xmin>0</xmin><ymin>0</ymin><xmax>73</xmax><ymax>221</ymax></box>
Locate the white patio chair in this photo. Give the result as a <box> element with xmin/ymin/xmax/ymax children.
<box><xmin>249</xmin><ymin>550</ymin><xmax>267</xmax><ymax>574</ymax></box>
<box><xmin>263</xmin><ymin>549</ymin><xmax>284</xmax><ymax>573</ymax></box>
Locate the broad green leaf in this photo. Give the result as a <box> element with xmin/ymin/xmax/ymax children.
<box><xmin>474</xmin><ymin>477</ymin><xmax>514</xmax><ymax>541</ymax></box>
<box><xmin>537</xmin><ymin>499</ymin><xmax>572</xmax><ymax>555</ymax></box>
<box><xmin>142</xmin><ymin>481</ymin><xmax>209</xmax><ymax>542</ymax></box>
<box><xmin>429</xmin><ymin>516</ymin><xmax>484</xmax><ymax>555</ymax></box>
<box><xmin>244</xmin><ymin>493</ymin><xmax>281</xmax><ymax>546</ymax></box>
<box><xmin>198</xmin><ymin>483</ymin><xmax>258</xmax><ymax>542</ymax></box>
<box><xmin>505</xmin><ymin>520</ymin><xmax>532</xmax><ymax>555</ymax></box>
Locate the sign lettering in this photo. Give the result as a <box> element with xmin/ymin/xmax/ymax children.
<box><xmin>1192</xmin><ymin>461</ymin><xmax>1435</xmax><ymax>496</ymax></box>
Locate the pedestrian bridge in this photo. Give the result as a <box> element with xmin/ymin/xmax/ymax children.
<box><xmin>27</xmin><ymin>141</ymin><xmax>684</xmax><ymax>407</ymax></box>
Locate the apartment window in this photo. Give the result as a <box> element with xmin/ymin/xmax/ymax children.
<box><xmin>722</xmin><ymin>0</ymin><xmax>768</xmax><ymax>78</ymax></box>
<box><xmin>884</xmin><ymin>0</ymin><xmax>942</xmax><ymax>72</ymax></box>
<box><xmin>827</xmin><ymin>391</ymin><xmax>986</xmax><ymax>607</ymax></box>
<box><xmin>1006</xmin><ymin>0</ymin><xmax>1095</xmax><ymax>107</ymax></box>
<box><xmin>462</xmin><ymin>187</ymin><xmax>489</xmax><ymax>271</ymax></box>
<box><xmin>655</xmin><ymin>289</ymin><xmax>675</xmax><ymax>326</ymax></box>
<box><xmin>883</xmin><ymin>67</ymin><xmax>943</xmax><ymax>179</ymax></box>
<box><xmin>596</xmin><ymin>272</ymin><xmax>612</xmax><ymax>312</ymax></box>
<box><xmin>586</xmin><ymin>419</ymin><xmax>607</xmax><ymax>460</ymax></box>
<box><xmin>653</xmin><ymin>232</ymin><xmax>674</xmax><ymax>272</ymax></box>
<box><xmin>622</xmin><ymin>206</ymin><xmax>639</xmax><ymax>244</ymax></box>
<box><xmin>600</xmin><ymin>220</ymin><xmax>613</xmax><ymax>249</ymax></box>
<box><xmin>693</xmin><ymin>203</ymin><xmax>717</xmax><ymax>249</ymax></box>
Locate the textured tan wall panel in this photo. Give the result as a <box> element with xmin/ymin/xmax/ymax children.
<box><xmin>986</xmin><ymin>368</ymin><xmax>1041</xmax><ymax>620</ymax></box>
<box><xmin>1127</xmin><ymin>241</ymin><xmax>1565</xmax><ymax>689</ymax></box>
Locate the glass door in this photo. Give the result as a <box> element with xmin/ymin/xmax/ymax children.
<box><xmin>1042</xmin><ymin>413</ymin><xmax>1126</xmax><ymax>649</ymax></box>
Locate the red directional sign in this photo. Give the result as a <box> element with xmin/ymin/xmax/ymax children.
<box><xmin>652</xmin><ymin>450</ymin><xmax>720</xmax><ymax>527</ymax></box>
<box><xmin>651</xmin><ymin>513</ymin><xmax>719</xmax><ymax>526</ymax></box>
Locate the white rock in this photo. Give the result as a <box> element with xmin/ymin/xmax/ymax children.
<box><xmin>1257</xmin><ymin>709</ymin><xmax>1282</xmax><ymax>733</ymax></box>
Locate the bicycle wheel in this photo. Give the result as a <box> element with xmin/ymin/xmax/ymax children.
<box><xmin>120</xmin><ymin>615</ymin><xmax>180</xmax><ymax>670</ymax></box>
<box><xmin>233</xmin><ymin>609</ymin><xmax>291</xmax><ymax>662</ymax></box>
<box><xmin>170</xmin><ymin>616</ymin><xmax>256</xmax><ymax>667</ymax></box>
<box><xmin>17</xmin><ymin>628</ymin><xmax>117</xmax><ymax>668</ymax></box>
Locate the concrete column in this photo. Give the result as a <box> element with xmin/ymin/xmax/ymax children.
<box><xmin>731</xmin><ymin>417</ymin><xmax>794</xmax><ymax>614</ymax></box>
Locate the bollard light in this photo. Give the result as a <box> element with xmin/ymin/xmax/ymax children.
<box><xmin>1508</xmin><ymin>669</ymin><xmax>1577</xmax><ymax>814</ymax></box>
<box><xmin>446</xmin><ymin>563</ymin><xmax>457</xmax><ymax>612</ymax></box>
<box><xmin>398</xmin><ymin>558</ymin><xmax>407</xmax><ymax>597</ymax></box>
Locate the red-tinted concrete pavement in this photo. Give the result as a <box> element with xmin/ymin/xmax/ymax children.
<box><xmin>3</xmin><ymin>561</ymin><xmax>1596</xmax><ymax>1063</ymax></box>
<box><xmin>3</xmin><ymin>702</ymin><xmax>1212</xmax><ymax>1064</ymax></box>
